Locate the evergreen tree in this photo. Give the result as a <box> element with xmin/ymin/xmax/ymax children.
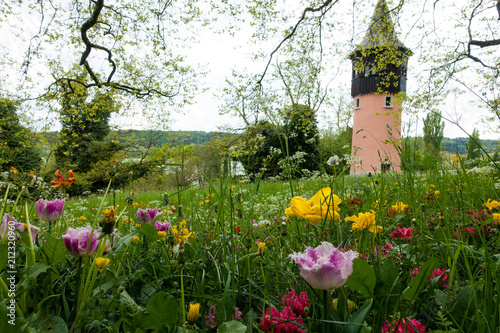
<box><xmin>0</xmin><ymin>98</ymin><xmax>41</xmax><ymax>172</ymax></box>
<box><xmin>423</xmin><ymin>111</ymin><xmax>445</xmax><ymax>156</ymax></box>
<box><xmin>467</xmin><ymin>128</ymin><xmax>482</xmax><ymax>161</ymax></box>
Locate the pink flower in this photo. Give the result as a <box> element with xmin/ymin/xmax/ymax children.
<box><xmin>282</xmin><ymin>290</ymin><xmax>309</xmax><ymax>317</ymax></box>
<box><xmin>36</xmin><ymin>199</ymin><xmax>65</xmax><ymax>222</ymax></box>
<box><xmin>63</xmin><ymin>226</ymin><xmax>100</xmax><ymax>257</ymax></box>
<box><xmin>204</xmin><ymin>306</ymin><xmax>243</xmax><ymax>329</ymax></box>
<box><xmin>136</xmin><ymin>207</ymin><xmax>162</xmax><ymax>225</ymax></box>
<box><xmin>289</xmin><ymin>242</ymin><xmax>358</xmax><ymax>290</ymax></box>
<box><xmin>154</xmin><ymin>220</ymin><xmax>170</xmax><ymax>233</ymax></box>
<box><xmin>381</xmin><ymin>317</ymin><xmax>425</xmax><ymax>333</ymax></box>
<box><xmin>0</xmin><ymin>214</ymin><xmax>39</xmax><ymax>242</ymax></box>
<box><xmin>431</xmin><ymin>268</ymin><xmax>449</xmax><ymax>289</ymax></box>
<box><xmin>390</xmin><ymin>226</ymin><xmax>416</xmax><ymax>242</ymax></box>
<box><xmin>259</xmin><ymin>306</ymin><xmax>305</xmax><ymax>333</ymax></box>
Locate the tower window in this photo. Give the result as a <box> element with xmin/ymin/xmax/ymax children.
<box><xmin>384</xmin><ymin>96</ymin><xmax>393</xmax><ymax>108</ymax></box>
<box><xmin>355</xmin><ymin>97</ymin><xmax>360</xmax><ymax>109</ymax></box>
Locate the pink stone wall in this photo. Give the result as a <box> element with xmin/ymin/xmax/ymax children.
<box><xmin>350</xmin><ymin>94</ymin><xmax>402</xmax><ymax>173</ymax></box>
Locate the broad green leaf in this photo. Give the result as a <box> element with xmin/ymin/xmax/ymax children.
<box><xmin>345</xmin><ymin>259</ymin><xmax>376</xmax><ymax>298</ymax></box>
<box><xmin>40</xmin><ymin>235</ymin><xmax>66</xmax><ymax>266</ymax></box>
<box><xmin>140</xmin><ymin>223</ymin><xmax>159</xmax><ymax>240</ymax></box>
<box><xmin>245</xmin><ymin>309</ymin><xmax>257</xmax><ymax>333</ymax></box>
<box><xmin>403</xmin><ymin>257</ymin><xmax>439</xmax><ymax>301</ymax></box>
<box><xmin>340</xmin><ymin>299</ymin><xmax>373</xmax><ymax>333</ymax></box>
<box><xmin>217</xmin><ymin>320</ymin><xmax>247</xmax><ymax>333</ymax></box>
<box><xmin>110</xmin><ymin>232</ymin><xmax>139</xmax><ymax>255</ymax></box>
<box><xmin>0</xmin><ymin>300</ymin><xmax>29</xmax><ymax>333</ymax></box>
<box><xmin>26</xmin><ymin>262</ymin><xmax>51</xmax><ymax>280</ymax></box>
<box><xmin>143</xmin><ymin>292</ymin><xmax>179</xmax><ymax>330</ymax></box>
<box><xmin>120</xmin><ymin>291</ymin><xmax>145</xmax><ymax>332</ymax></box>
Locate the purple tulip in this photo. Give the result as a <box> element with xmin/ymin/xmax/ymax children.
<box><xmin>137</xmin><ymin>208</ymin><xmax>162</xmax><ymax>225</ymax></box>
<box><xmin>36</xmin><ymin>199</ymin><xmax>65</xmax><ymax>222</ymax></box>
<box><xmin>0</xmin><ymin>214</ymin><xmax>39</xmax><ymax>242</ymax></box>
<box><xmin>289</xmin><ymin>242</ymin><xmax>358</xmax><ymax>290</ymax></box>
<box><xmin>154</xmin><ymin>221</ymin><xmax>170</xmax><ymax>233</ymax></box>
<box><xmin>63</xmin><ymin>226</ymin><xmax>100</xmax><ymax>257</ymax></box>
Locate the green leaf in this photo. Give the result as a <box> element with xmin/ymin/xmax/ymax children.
<box><xmin>217</xmin><ymin>320</ymin><xmax>247</xmax><ymax>333</ymax></box>
<box><xmin>120</xmin><ymin>291</ymin><xmax>145</xmax><ymax>332</ymax></box>
<box><xmin>40</xmin><ymin>235</ymin><xmax>66</xmax><ymax>266</ymax></box>
<box><xmin>26</xmin><ymin>262</ymin><xmax>51</xmax><ymax>280</ymax></box>
<box><xmin>110</xmin><ymin>232</ymin><xmax>139</xmax><ymax>255</ymax></box>
<box><xmin>141</xmin><ymin>223</ymin><xmax>159</xmax><ymax>240</ymax></box>
<box><xmin>0</xmin><ymin>243</ymin><xmax>8</xmax><ymax>271</ymax></box>
<box><xmin>345</xmin><ymin>259</ymin><xmax>376</xmax><ymax>298</ymax></box>
<box><xmin>0</xmin><ymin>300</ymin><xmax>29</xmax><ymax>333</ymax></box>
<box><xmin>403</xmin><ymin>257</ymin><xmax>439</xmax><ymax>301</ymax></box>
<box><xmin>143</xmin><ymin>292</ymin><xmax>179</xmax><ymax>330</ymax></box>
<box><xmin>30</xmin><ymin>314</ymin><xmax>68</xmax><ymax>332</ymax></box>
<box><xmin>340</xmin><ymin>299</ymin><xmax>373</xmax><ymax>333</ymax></box>
<box><xmin>244</xmin><ymin>309</ymin><xmax>257</xmax><ymax>333</ymax></box>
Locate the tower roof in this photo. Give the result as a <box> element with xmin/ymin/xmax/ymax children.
<box><xmin>359</xmin><ymin>0</ymin><xmax>405</xmax><ymax>49</ymax></box>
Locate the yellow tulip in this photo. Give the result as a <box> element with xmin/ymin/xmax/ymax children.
<box><xmin>285</xmin><ymin>187</ymin><xmax>341</xmax><ymax>225</ymax></box>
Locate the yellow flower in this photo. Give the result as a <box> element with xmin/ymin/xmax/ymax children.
<box><xmin>205</xmin><ymin>199</ymin><xmax>210</xmax><ymax>204</ymax></box>
<box><xmin>199</xmin><ymin>202</ymin><xmax>204</xmax><ymax>206</ymax></box>
<box><xmin>434</xmin><ymin>190</ymin><xmax>440</xmax><ymax>196</ymax></box>
<box><xmin>80</xmin><ymin>216</ymin><xmax>86</xmax><ymax>220</ymax></box>
<box><xmin>187</xmin><ymin>303</ymin><xmax>200</xmax><ymax>324</ymax></box>
<box><xmin>257</xmin><ymin>242</ymin><xmax>266</xmax><ymax>255</ymax></box>
<box><xmin>391</xmin><ymin>201</ymin><xmax>408</xmax><ymax>213</ymax></box>
<box><xmin>454</xmin><ymin>157</ymin><xmax>460</xmax><ymax>163</ymax></box>
<box><xmin>180</xmin><ymin>220</ymin><xmax>187</xmax><ymax>228</ymax></box>
<box><xmin>231</xmin><ymin>185</ymin><xmax>236</xmax><ymax>189</ymax></box>
<box><xmin>429</xmin><ymin>184</ymin><xmax>435</xmax><ymax>188</ymax></box>
<box><xmin>95</xmin><ymin>257</ymin><xmax>110</xmax><ymax>271</ymax></box>
<box><xmin>345</xmin><ymin>211</ymin><xmax>382</xmax><ymax>235</ymax></box>
<box><xmin>132</xmin><ymin>236</ymin><xmax>140</xmax><ymax>243</ymax></box>
<box><xmin>493</xmin><ymin>213</ymin><xmax>500</xmax><ymax>224</ymax></box>
<box><xmin>239</xmin><ymin>180</ymin><xmax>243</xmax><ymax>184</ymax></box>
<box><xmin>158</xmin><ymin>231</ymin><xmax>167</xmax><ymax>239</ymax></box>
<box><xmin>135</xmin><ymin>224</ymin><xmax>141</xmax><ymax>228</ymax></box>
<box><xmin>284</xmin><ymin>187</ymin><xmax>341</xmax><ymax>225</ymax></box>
<box><xmin>484</xmin><ymin>199</ymin><xmax>500</xmax><ymax>211</ymax></box>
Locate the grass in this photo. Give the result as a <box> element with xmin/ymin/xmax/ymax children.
<box><xmin>1</xmin><ymin>159</ymin><xmax>500</xmax><ymax>332</ymax></box>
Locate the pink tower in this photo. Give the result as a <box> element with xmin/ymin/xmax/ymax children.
<box><xmin>350</xmin><ymin>0</ymin><xmax>412</xmax><ymax>174</ymax></box>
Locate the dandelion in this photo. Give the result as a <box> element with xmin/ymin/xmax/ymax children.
<box><xmin>289</xmin><ymin>242</ymin><xmax>358</xmax><ymax>290</ymax></box>
<box><xmin>187</xmin><ymin>303</ymin><xmax>201</xmax><ymax>324</ymax></box>
<box><xmin>257</xmin><ymin>242</ymin><xmax>266</xmax><ymax>255</ymax></box>
<box><xmin>327</xmin><ymin>155</ymin><xmax>340</xmax><ymax>166</ymax></box>
<box><xmin>132</xmin><ymin>236</ymin><xmax>140</xmax><ymax>243</ymax></box>
<box><xmin>454</xmin><ymin>157</ymin><xmax>460</xmax><ymax>163</ymax></box>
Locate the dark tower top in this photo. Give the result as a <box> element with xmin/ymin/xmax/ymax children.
<box><xmin>350</xmin><ymin>0</ymin><xmax>412</xmax><ymax>97</ymax></box>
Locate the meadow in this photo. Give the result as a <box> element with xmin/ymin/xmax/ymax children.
<box><xmin>1</xmin><ymin>158</ymin><xmax>500</xmax><ymax>333</ymax></box>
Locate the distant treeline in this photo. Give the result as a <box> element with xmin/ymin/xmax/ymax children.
<box><xmin>441</xmin><ymin>137</ymin><xmax>499</xmax><ymax>154</ymax></box>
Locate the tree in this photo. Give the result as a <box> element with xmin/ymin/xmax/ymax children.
<box><xmin>467</xmin><ymin>128</ymin><xmax>482</xmax><ymax>161</ymax></box>
<box><xmin>423</xmin><ymin>111</ymin><xmax>445</xmax><ymax>156</ymax></box>
<box><xmin>0</xmin><ymin>98</ymin><xmax>41</xmax><ymax>172</ymax></box>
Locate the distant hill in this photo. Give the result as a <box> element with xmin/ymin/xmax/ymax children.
<box><xmin>441</xmin><ymin>137</ymin><xmax>499</xmax><ymax>154</ymax></box>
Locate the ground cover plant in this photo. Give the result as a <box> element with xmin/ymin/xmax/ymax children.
<box><xmin>1</xmin><ymin>159</ymin><xmax>500</xmax><ymax>332</ymax></box>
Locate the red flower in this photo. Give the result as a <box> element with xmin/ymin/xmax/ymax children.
<box><xmin>381</xmin><ymin>317</ymin><xmax>425</xmax><ymax>333</ymax></box>
<box><xmin>390</xmin><ymin>226</ymin><xmax>416</xmax><ymax>242</ymax></box>
<box><xmin>50</xmin><ymin>170</ymin><xmax>76</xmax><ymax>189</ymax></box>
<box><xmin>259</xmin><ymin>306</ymin><xmax>305</xmax><ymax>333</ymax></box>
<box><xmin>282</xmin><ymin>290</ymin><xmax>309</xmax><ymax>317</ymax></box>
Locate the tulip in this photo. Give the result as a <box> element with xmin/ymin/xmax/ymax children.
<box><xmin>187</xmin><ymin>303</ymin><xmax>200</xmax><ymax>324</ymax></box>
<box><xmin>154</xmin><ymin>220</ymin><xmax>170</xmax><ymax>233</ymax></box>
<box><xmin>285</xmin><ymin>187</ymin><xmax>341</xmax><ymax>225</ymax></box>
<box><xmin>36</xmin><ymin>199</ymin><xmax>65</xmax><ymax>222</ymax></box>
<box><xmin>0</xmin><ymin>214</ymin><xmax>39</xmax><ymax>242</ymax></box>
<box><xmin>381</xmin><ymin>317</ymin><xmax>426</xmax><ymax>333</ymax></box>
<box><xmin>136</xmin><ymin>207</ymin><xmax>162</xmax><ymax>225</ymax></box>
<box><xmin>289</xmin><ymin>242</ymin><xmax>358</xmax><ymax>290</ymax></box>
<box><xmin>63</xmin><ymin>226</ymin><xmax>100</xmax><ymax>257</ymax></box>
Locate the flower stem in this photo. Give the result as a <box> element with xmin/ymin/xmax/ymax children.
<box><xmin>323</xmin><ymin>289</ymin><xmax>328</xmax><ymax>333</ymax></box>
<box><xmin>181</xmin><ymin>266</ymin><xmax>186</xmax><ymax>333</ymax></box>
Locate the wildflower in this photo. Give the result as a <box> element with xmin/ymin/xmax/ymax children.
<box><xmin>434</xmin><ymin>190</ymin><xmax>440</xmax><ymax>196</ymax></box>
<box><xmin>239</xmin><ymin>180</ymin><xmax>243</xmax><ymax>184</ymax></box>
<box><xmin>454</xmin><ymin>157</ymin><xmax>460</xmax><ymax>163</ymax></box>
<box><xmin>158</xmin><ymin>231</ymin><xmax>167</xmax><ymax>239</ymax></box>
<box><xmin>381</xmin><ymin>317</ymin><xmax>425</xmax><ymax>333</ymax></box>
<box><xmin>231</xmin><ymin>185</ymin><xmax>236</xmax><ymax>189</ymax></box>
<box><xmin>391</xmin><ymin>201</ymin><xmax>408</xmax><ymax>213</ymax></box>
<box><xmin>95</xmin><ymin>257</ymin><xmax>110</xmax><ymax>271</ymax></box>
<box><xmin>132</xmin><ymin>236</ymin><xmax>140</xmax><ymax>243</ymax></box>
<box><xmin>172</xmin><ymin>223</ymin><xmax>192</xmax><ymax>243</ymax></box>
<box><xmin>101</xmin><ymin>208</ymin><xmax>117</xmax><ymax>234</ymax></box>
<box><xmin>289</xmin><ymin>242</ymin><xmax>358</xmax><ymax>290</ymax></box>
<box><xmin>345</xmin><ymin>211</ymin><xmax>382</xmax><ymax>235</ymax></box>
<box><xmin>50</xmin><ymin>170</ymin><xmax>76</xmax><ymax>189</ymax></box>
<box><xmin>35</xmin><ymin>199</ymin><xmax>65</xmax><ymax>223</ymax></box>
<box><xmin>187</xmin><ymin>303</ymin><xmax>201</xmax><ymax>324</ymax></box>
<box><xmin>9</xmin><ymin>166</ymin><xmax>18</xmax><ymax>173</ymax></box>
<box><xmin>390</xmin><ymin>226</ymin><xmax>416</xmax><ymax>242</ymax></box>
<box><xmin>205</xmin><ymin>306</ymin><xmax>243</xmax><ymax>328</ymax></box>
<box><xmin>282</xmin><ymin>290</ymin><xmax>309</xmax><ymax>317</ymax></box>
<box><xmin>136</xmin><ymin>207</ymin><xmax>162</xmax><ymax>225</ymax></box>
<box><xmin>285</xmin><ymin>187</ymin><xmax>341</xmax><ymax>225</ymax></box>
<box><xmin>154</xmin><ymin>220</ymin><xmax>170</xmax><ymax>233</ymax></box>
<box><xmin>484</xmin><ymin>199</ymin><xmax>500</xmax><ymax>211</ymax></box>
<box><xmin>80</xmin><ymin>216</ymin><xmax>86</xmax><ymax>221</ymax></box>
<box><xmin>431</xmin><ymin>268</ymin><xmax>449</xmax><ymax>288</ymax></box>
<box><xmin>257</xmin><ymin>242</ymin><xmax>266</xmax><ymax>256</ymax></box>
<box><xmin>493</xmin><ymin>213</ymin><xmax>500</xmax><ymax>224</ymax></box>
<box><xmin>259</xmin><ymin>306</ymin><xmax>305</xmax><ymax>333</ymax></box>
<box><xmin>199</xmin><ymin>202</ymin><xmax>204</xmax><ymax>206</ymax></box>
<box><xmin>63</xmin><ymin>226</ymin><xmax>100</xmax><ymax>257</ymax></box>
<box><xmin>327</xmin><ymin>155</ymin><xmax>340</xmax><ymax>166</ymax></box>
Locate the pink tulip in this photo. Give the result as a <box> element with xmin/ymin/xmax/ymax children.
<box><xmin>137</xmin><ymin>207</ymin><xmax>162</xmax><ymax>225</ymax></box>
<box><xmin>154</xmin><ymin>220</ymin><xmax>170</xmax><ymax>233</ymax></box>
<box><xmin>36</xmin><ymin>199</ymin><xmax>65</xmax><ymax>222</ymax></box>
<box><xmin>63</xmin><ymin>226</ymin><xmax>100</xmax><ymax>257</ymax></box>
<box><xmin>289</xmin><ymin>242</ymin><xmax>358</xmax><ymax>290</ymax></box>
<box><xmin>381</xmin><ymin>317</ymin><xmax>426</xmax><ymax>333</ymax></box>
